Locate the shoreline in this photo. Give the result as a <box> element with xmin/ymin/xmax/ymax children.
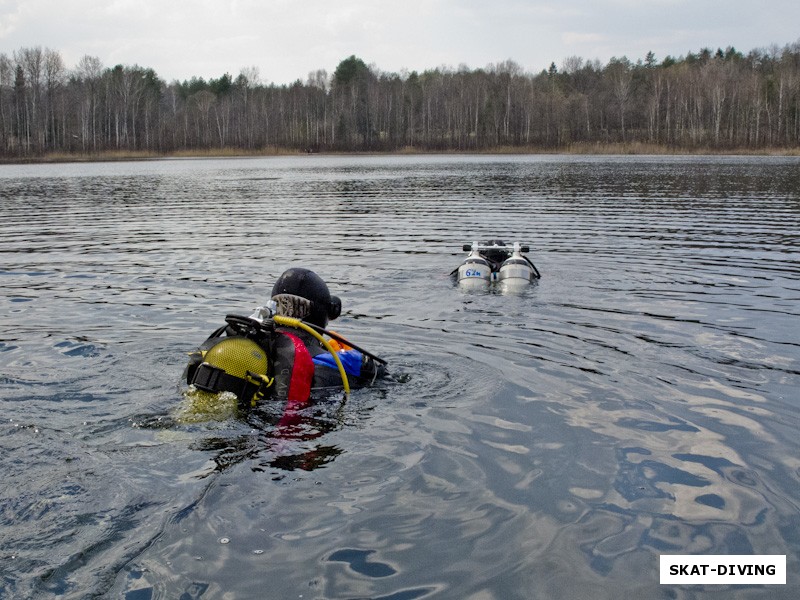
<box><xmin>2</xmin><ymin>143</ymin><xmax>799</xmax><ymax>164</ymax></box>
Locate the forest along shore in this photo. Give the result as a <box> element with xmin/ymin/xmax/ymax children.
<box><xmin>2</xmin><ymin>45</ymin><xmax>800</xmax><ymax>159</ymax></box>
<box><xmin>3</xmin><ymin>144</ymin><xmax>800</xmax><ymax>165</ymax></box>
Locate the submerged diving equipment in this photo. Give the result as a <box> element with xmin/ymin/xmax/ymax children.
<box><xmin>273</xmin><ymin>315</ymin><xmax>350</xmax><ymax>394</ymax></box>
<box><xmin>456</xmin><ymin>241</ymin><xmax>541</xmax><ymax>288</ymax></box>
<box><xmin>250</xmin><ymin>303</ymin><xmax>387</xmax><ymax>365</ymax></box>
<box><xmin>236</xmin><ymin>308</ymin><xmax>351</xmax><ymax>394</ymax></box>
<box><xmin>187</xmin><ymin>295</ymin><xmax>393</xmax><ymax>406</ymax></box>
<box><xmin>301</xmin><ymin>322</ymin><xmax>388</xmax><ymax>366</ymax></box>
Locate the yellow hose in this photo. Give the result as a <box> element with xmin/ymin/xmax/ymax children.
<box><xmin>273</xmin><ymin>315</ymin><xmax>350</xmax><ymax>394</ymax></box>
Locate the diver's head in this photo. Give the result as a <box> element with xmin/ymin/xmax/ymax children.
<box><xmin>270</xmin><ymin>268</ymin><xmax>341</xmax><ymax>327</ymax></box>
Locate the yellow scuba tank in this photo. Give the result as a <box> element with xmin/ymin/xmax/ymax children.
<box><xmin>189</xmin><ymin>337</ymin><xmax>273</xmax><ymax>407</ymax></box>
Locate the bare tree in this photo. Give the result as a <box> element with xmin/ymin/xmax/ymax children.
<box><xmin>14</xmin><ymin>46</ymin><xmax>44</xmax><ymax>151</ymax></box>
<box><xmin>43</xmin><ymin>48</ymin><xmax>65</xmax><ymax>149</ymax></box>
<box><xmin>75</xmin><ymin>55</ymin><xmax>104</xmax><ymax>151</ymax></box>
<box><xmin>606</xmin><ymin>57</ymin><xmax>632</xmax><ymax>142</ymax></box>
<box><xmin>0</xmin><ymin>53</ymin><xmax>12</xmax><ymax>150</ymax></box>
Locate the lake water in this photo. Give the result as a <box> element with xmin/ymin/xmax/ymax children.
<box><xmin>1</xmin><ymin>154</ymin><xmax>799</xmax><ymax>599</ymax></box>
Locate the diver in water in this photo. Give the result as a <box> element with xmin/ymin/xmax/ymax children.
<box><xmin>185</xmin><ymin>268</ymin><xmax>387</xmax><ymax>407</ymax></box>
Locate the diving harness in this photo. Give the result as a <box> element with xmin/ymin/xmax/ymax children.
<box><xmin>188</xmin><ymin>302</ymin><xmax>352</xmax><ymax>406</ymax></box>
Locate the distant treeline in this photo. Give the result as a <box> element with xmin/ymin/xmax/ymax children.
<box><xmin>1</xmin><ymin>43</ymin><xmax>800</xmax><ymax>157</ymax></box>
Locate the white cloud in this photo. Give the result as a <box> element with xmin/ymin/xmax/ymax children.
<box><xmin>562</xmin><ymin>32</ymin><xmax>607</xmax><ymax>45</ymax></box>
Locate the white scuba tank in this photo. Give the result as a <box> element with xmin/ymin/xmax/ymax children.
<box><xmin>497</xmin><ymin>242</ymin><xmax>535</xmax><ymax>283</ymax></box>
<box><xmin>457</xmin><ymin>241</ymin><xmax>492</xmax><ymax>288</ymax></box>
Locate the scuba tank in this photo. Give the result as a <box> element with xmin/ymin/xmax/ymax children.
<box><xmin>457</xmin><ymin>241</ymin><xmax>493</xmax><ymax>288</ymax></box>
<box><xmin>498</xmin><ymin>242</ymin><xmax>538</xmax><ymax>283</ymax></box>
<box><xmin>457</xmin><ymin>241</ymin><xmax>540</xmax><ymax>288</ymax></box>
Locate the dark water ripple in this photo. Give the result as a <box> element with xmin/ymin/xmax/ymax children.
<box><xmin>1</xmin><ymin>155</ymin><xmax>799</xmax><ymax>599</ymax></box>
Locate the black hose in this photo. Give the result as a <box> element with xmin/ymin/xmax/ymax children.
<box><xmin>523</xmin><ymin>256</ymin><xmax>541</xmax><ymax>278</ymax></box>
<box><xmin>301</xmin><ymin>321</ymin><xmax>389</xmax><ymax>365</ymax></box>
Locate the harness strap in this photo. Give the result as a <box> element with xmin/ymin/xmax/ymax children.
<box><xmin>191</xmin><ymin>362</ymin><xmax>273</xmax><ymax>406</ymax></box>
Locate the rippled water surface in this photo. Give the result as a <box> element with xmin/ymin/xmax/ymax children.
<box><xmin>1</xmin><ymin>154</ymin><xmax>799</xmax><ymax>599</ymax></box>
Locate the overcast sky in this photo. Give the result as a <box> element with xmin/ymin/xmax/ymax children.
<box><xmin>1</xmin><ymin>0</ymin><xmax>798</xmax><ymax>84</ymax></box>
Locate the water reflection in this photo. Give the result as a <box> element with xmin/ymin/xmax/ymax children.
<box><xmin>2</xmin><ymin>155</ymin><xmax>799</xmax><ymax>598</ymax></box>
<box><xmin>188</xmin><ymin>399</ymin><xmax>348</xmax><ymax>474</ymax></box>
